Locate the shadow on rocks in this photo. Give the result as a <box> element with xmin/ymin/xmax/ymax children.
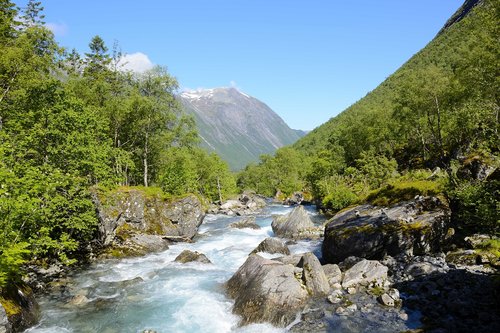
<box><xmin>394</xmin><ymin>269</ymin><xmax>500</xmax><ymax>333</ymax></box>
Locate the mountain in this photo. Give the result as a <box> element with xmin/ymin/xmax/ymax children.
<box><xmin>179</xmin><ymin>87</ymin><xmax>304</xmax><ymax>170</ymax></box>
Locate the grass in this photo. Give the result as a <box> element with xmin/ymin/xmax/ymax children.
<box><xmin>365</xmin><ymin>180</ymin><xmax>444</xmax><ymax>206</ymax></box>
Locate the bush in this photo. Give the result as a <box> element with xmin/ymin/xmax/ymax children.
<box><xmin>449</xmin><ymin>179</ymin><xmax>499</xmax><ymax>235</ymax></box>
<box><xmin>322</xmin><ymin>185</ymin><xmax>359</xmax><ymax>211</ymax></box>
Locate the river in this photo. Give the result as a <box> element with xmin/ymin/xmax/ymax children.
<box><xmin>25</xmin><ymin>205</ymin><xmax>324</xmax><ymax>333</ymax></box>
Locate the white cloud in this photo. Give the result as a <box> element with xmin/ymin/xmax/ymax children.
<box><xmin>45</xmin><ymin>22</ymin><xmax>68</xmax><ymax>37</ymax></box>
<box><xmin>118</xmin><ymin>52</ymin><xmax>155</xmax><ymax>73</ymax></box>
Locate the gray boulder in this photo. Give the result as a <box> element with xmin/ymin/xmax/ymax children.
<box><xmin>271</xmin><ymin>206</ymin><xmax>320</xmax><ymax>239</ymax></box>
<box><xmin>297</xmin><ymin>253</ymin><xmax>330</xmax><ymax>296</ymax></box>
<box><xmin>342</xmin><ymin>259</ymin><xmax>388</xmax><ymax>288</ymax></box>
<box><xmin>226</xmin><ymin>254</ymin><xmax>309</xmax><ymax>327</ymax></box>
<box><xmin>251</xmin><ymin>238</ymin><xmax>290</xmax><ymax>255</ymax></box>
<box><xmin>174</xmin><ymin>250</ymin><xmax>211</xmax><ymax>264</ymax></box>
<box><xmin>230</xmin><ymin>217</ymin><xmax>260</xmax><ymax>230</ymax></box>
<box><xmin>322</xmin><ymin>197</ymin><xmax>451</xmax><ymax>263</ymax></box>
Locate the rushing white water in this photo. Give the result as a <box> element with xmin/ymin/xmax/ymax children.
<box><xmin>25</xmin><ymin>205</ymin><xmax>323</xmax><ymax>333</ymax></box>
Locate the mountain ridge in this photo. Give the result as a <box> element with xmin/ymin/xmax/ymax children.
<box><xmin>179</xmin><ymin>87</ymin><xmax>304</xmax><ymax>170</ymax></box>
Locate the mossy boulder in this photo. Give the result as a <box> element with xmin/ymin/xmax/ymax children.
<box><xmin>323</xmin><ymin>196</ymin><xmax>451</xmax><ymax>263</ymax></box>
<box><xmin>92</xmin><ymin>187</ymin><xmax>205</xmax><ymax>257</ymax></box>
<box><xmin>0</xmin><ymin>284</ymin><xmax>40</xmax><ymax>333</ymax></box>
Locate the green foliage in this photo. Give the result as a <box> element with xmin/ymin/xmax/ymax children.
<box><xmin>449</xmin><ymin>178</ymin><xmax>500</xmax><ymax>235</ymax></box>
<box><xmin>159</xmin><ymin>147</ymin><xmax>236</xmax><ymax>201</ymax></box>
<box><xmin>321</xmin><ymin>185</ymin><xmax>358</xmax><ymax>211</ymax></box>
<box><xmin>237</xmin><ymin>147</ymin><xmax>310</xmax><ymax>198</ymax></box>
<box><xmin>365</xmin><ymin>180</ymin><xmax>443</xmax><ymax>206</ymax></box>
<box><xmin>0</xmin><ymin>0</ymin><xmax>232</xmax><ymax>286</ymax></box>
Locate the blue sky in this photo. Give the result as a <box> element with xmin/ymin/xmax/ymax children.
<box><xmin>19</xmin><ymin>0</ymin><xmax>463</xmax><ymax>130</ymax></box>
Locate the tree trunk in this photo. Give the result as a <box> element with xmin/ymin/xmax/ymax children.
<box><xmin>217</xmin><ymin>176</ymin><xmax>222</xmax><ymax>203</ymax></box>
<box><xmin>143</xmin><ymin>131</ymin><xmax>149</xmax><ymax>187</ymax></box>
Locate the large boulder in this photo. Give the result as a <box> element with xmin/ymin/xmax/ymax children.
<box><xmin>271</xmin><ymin>206</ymin><xmax>320</xmax><ymax>239</ymax></box>
<box><xmin>0</xmin><ymin>284</ymin><xmax>40</xmax><ymax>333</ymax></box>
<box><xmin>226</xmin><ymin>254</ymin><xmax>309</xmax><ymax>327</ymax></box>
<box><xmin>250</xmin><ymin>238</ymin><xmax>290</xmax><ymax>255</ymax></box>
<box><xmin>322</xmin><ymin>197</ymin><xmax>451</xmax><ymax>263</ymax></box>
<box><xmin>92</xmin><ymin>188</ymin><xmax>205</xmax><ymax>256</ymax></box>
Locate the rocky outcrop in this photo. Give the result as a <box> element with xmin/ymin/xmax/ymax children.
<box><xmin>229</xmin><ymin>217</ymin><xmax>260</xmax><ymax>230</ymax></box>
<box><xmin>323</xmin><ymin>196</ymin><xmax>451</xmax><ymax>263</ymax></box>
<box><xmin>272</xmin><ymin>206</ymin><xmax>321</xmax><ymax>239</ymax></box>
<box><xmin>250</xmin><ymin>238</ymin><xmax>290</xmax><ymax>256</ymax></box>
<box><xmin>93</xmin><ymin>188</ymin><xmax>205</xmax><ymax>257</ymax></box>
<box><xmin>174</xmin><ymin>250</ymin><xmax>211</xmax><ymax>264</ymax></box>
<box><xmin>210</xmin><ymin>192</ymin><xmax>266</xmax><ymax>216</ymax></box>
<box><xmin>226</xmin><ymin>254</ymin><xmax>310</xmax><ymax>326</ymax></box>
<box><xmin>0</xmin><ymin>284</ymin><xmax>39</xmax><ymax>333</ymax></box>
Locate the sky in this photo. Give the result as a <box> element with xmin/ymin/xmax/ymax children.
<box><xmin>18</xmin><ymin>0</ymin><xmax>463</xmax><ymax>131</ymax></box>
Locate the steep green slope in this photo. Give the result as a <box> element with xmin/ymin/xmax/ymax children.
<box><xmin>293</xmin><ymin>0</ymin><xmax>496</xmax><ymax>167</ymax></box>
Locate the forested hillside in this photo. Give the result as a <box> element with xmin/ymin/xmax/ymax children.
<box><xmin>238</xmin><ymin>0</ymin><xmax>498</xmax><ymax>234</ymax></box>
<box><xmin>0</xmin><ymin>0</ymin><xmax>236</xmax><ymax>286</ymax></box>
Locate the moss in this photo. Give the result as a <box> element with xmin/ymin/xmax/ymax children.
<box><xmin>365</xmin><ymin>180</ymin><xmax>443</xmax><ymax>206</ymax></box>
<box><xmin>369</xmin><ymin>286</ymin><xmax>385</xmax><ymax>297</ymax></box>
<box><xmin>114</xmin><ymin>223</ymin><xmax>136</xmax><ymax>241</ymax></box>
<box><xmin>145</xmin><ymin>219</ymin><xmax>165</xmax><ymax>235</ymax></box>
<box><xmin>0</xmin><ymin>297</ymin><xmax>21</xmax><ymax>316</ymax></box>
<box><xmin>475</xmin><ymin>239</ymin><xmax>500</xmax><ymax>258</ymax></box>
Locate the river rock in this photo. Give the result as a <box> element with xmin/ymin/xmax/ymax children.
<box><xmin>218</xmin><ymin>192</ymin><xmax>266</xmax><ymax>216</ymax></box>
<box><xmin>251</xmin><ymin>237</ymin><xmax>290</xmax><ymax>255</ymax></box>
<box><xmin>378</xmin><ymin>293</ymin><xmax>395</xmax><ymax>307</ymax></box>
<box><xmin>283</xmin><ymin>192</ymin><xmax>304</xmax><ymax>206</ymax></box>
<box><xmin>322</xmin><ymin>264</ymin><xmax>342</xmax><ymax>286</ymax></box>
<box><xmin>271</xmin><ymin>206</ymin><xmax>320</xmax><ymax>239</ymax></box>
<box><xmin>226</xmin><ymin>254</ymin><xmax>309</xmax><ymax>327</ymax></box>
<box><xmin>230</xmin><ymin>217</ymin><xmax>260</xmax><ymax>230</ymax></box>
<box><xmin>342</xmin><ymin>259</ymin><xmax>388</xmax><ymax>288</ymax></box>
<box><xmin>67</xmin><ymin>294</ymin><xmax>89</xmax><ymax>307</ymax></box>
<box><xmin>297</xmin><ymin>253</ymin><xmax>330</xmax><ymax>296</ymax></box>
<box><xmin>92</xmin><ymin>188</ymin><xmax>205</xmax><ymax>256</ymax></box>
<box><xmin>174</xmin><ymin>250</ymin><xmax>211</xmax><ymax>264</ymax></box>
<box><xmin>327</xmin><ymin>289</ymin><xmax>344</xmax><ymax>304</ymax></box>
<box><xmin>322</xmin><ymin>197</ymin><xmax>451</xmax><ymax>263</ymax></box>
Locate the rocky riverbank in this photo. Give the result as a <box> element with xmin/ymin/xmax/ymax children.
<box><xmin>2</xmin><ymin>193</ymin><xmax>499</xmax><ymax>332</ymax></box>
<box><xmin>225</xmin><ymin>198</ymin><xmax>500</xmax><ymax>332</ymax></box>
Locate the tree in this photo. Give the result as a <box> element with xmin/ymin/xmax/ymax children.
<box><xmin>84</xmin><ymin>35</ymin><xmax>110</xmax><ymax>78</ymax></box>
